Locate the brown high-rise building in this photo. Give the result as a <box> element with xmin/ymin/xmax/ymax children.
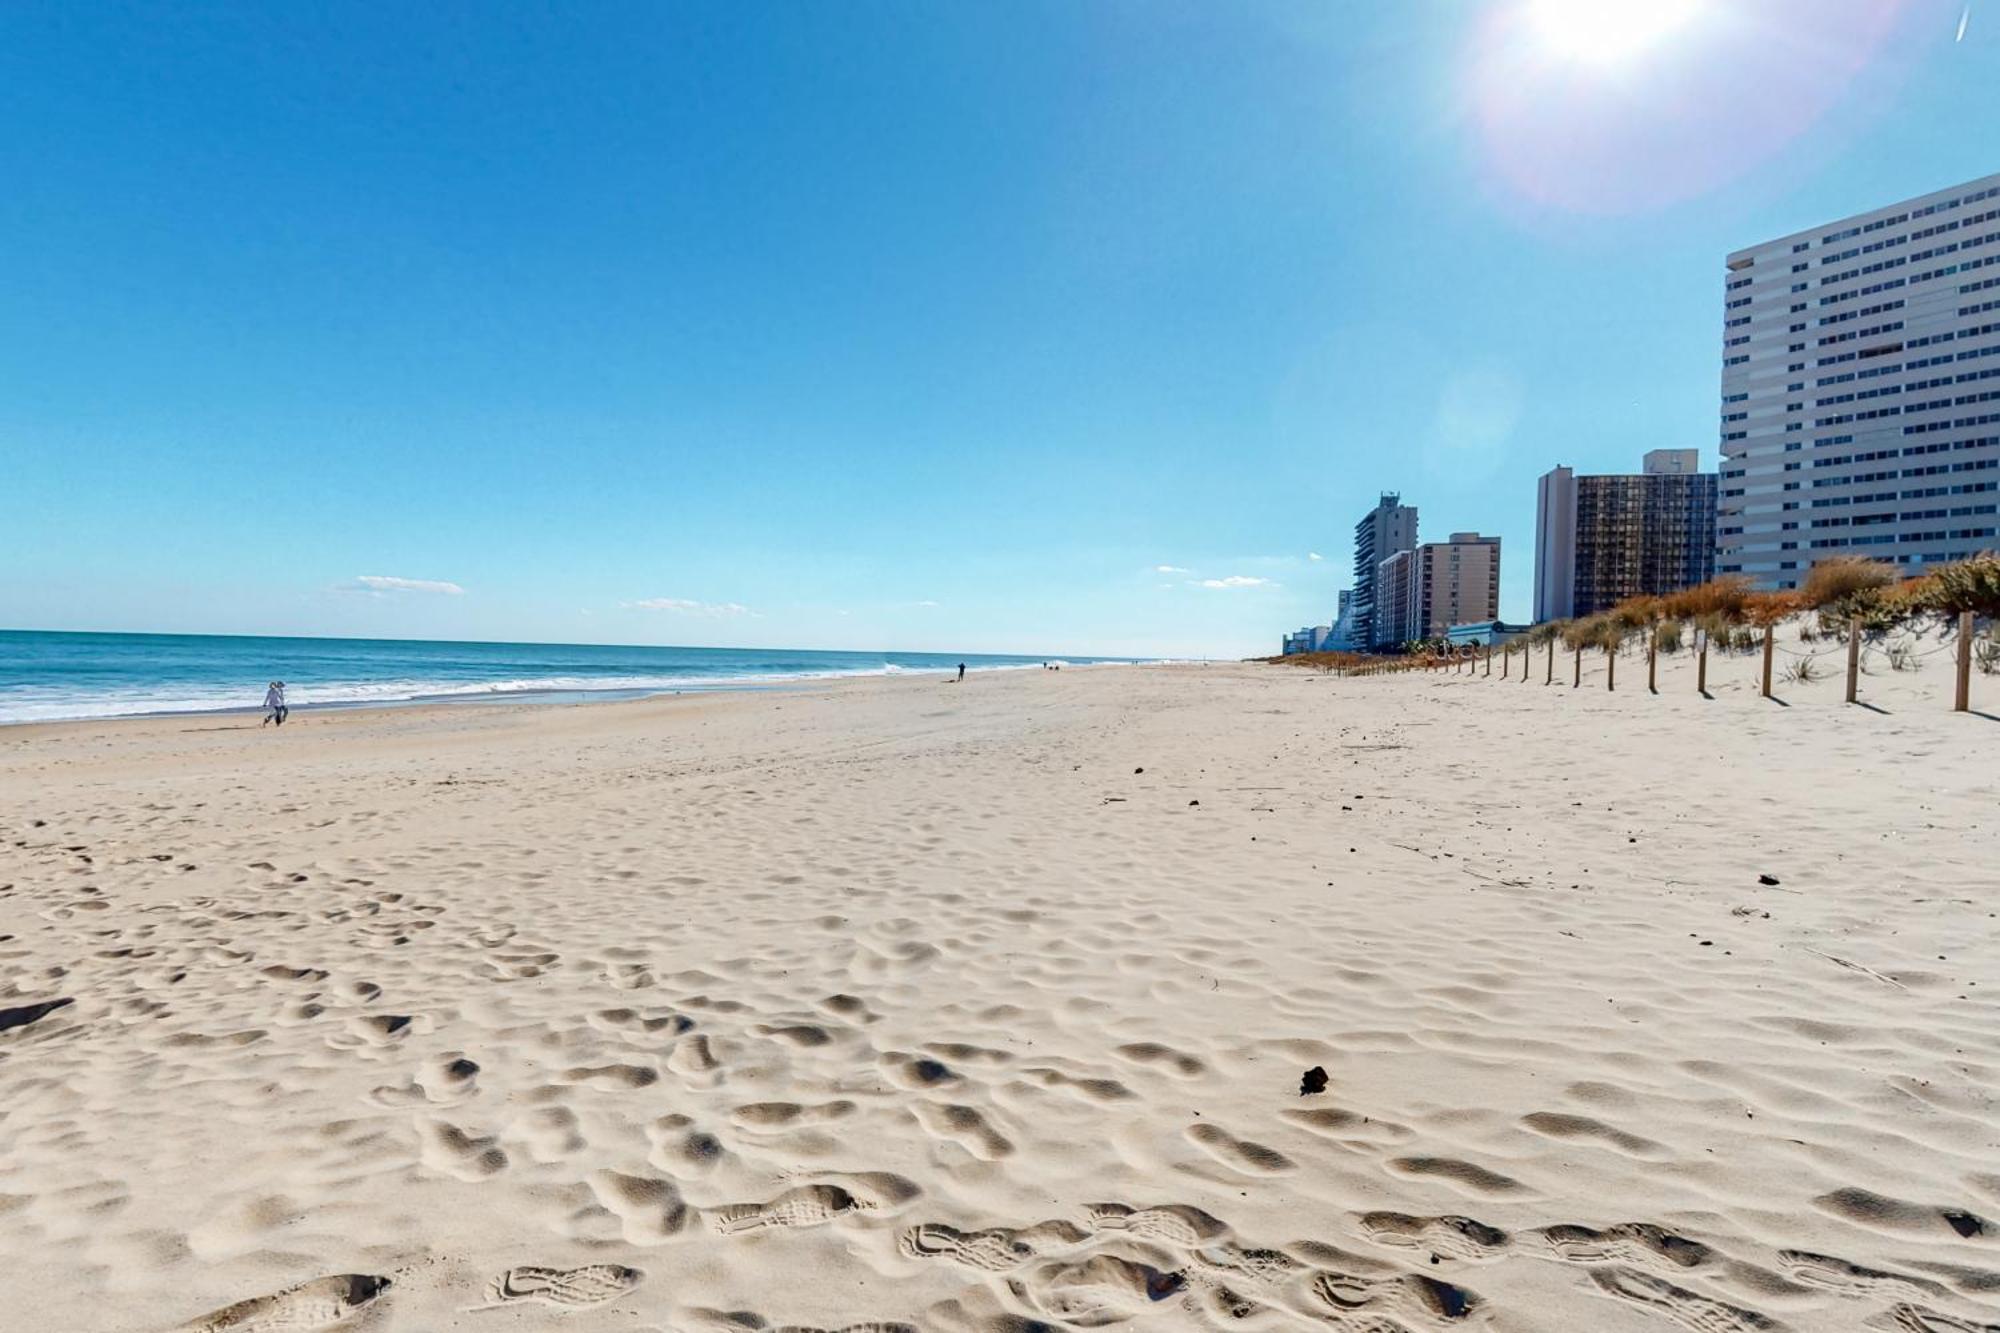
<box><xmin>1535</xmin><ymin>450</ymin><xmax>1718</xmax><ymax>621</ymax></box>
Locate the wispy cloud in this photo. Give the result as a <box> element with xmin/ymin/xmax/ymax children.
<box><xmin>345</xmin><ymin>575</ymin><xmax>465</xmax><ymax>596</ymax></box>
<box><xmin>624</xmin><ymin>597</ymin><xmax>755</xmax><ymax>617</ymax></box>
<box><xmin>1155</xmin><ymin>564</ymin><xmax>1191</xmax><ymax>574</ymax></box>
<box><xmin>1193</xmin><ymin>576</ymin><xmax>1276</xmax><ymax>590</ymax></box>
<box><xmin>915</xmin><ymin>599</ymin><xmax>940</xmax><ymax>608</ymax></box>
<box><xmin>1308</xmin><ymin>551</ymin><xmax>1324</xmax><ymax>561</ymax></box>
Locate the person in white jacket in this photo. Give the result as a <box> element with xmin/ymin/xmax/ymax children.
<box><xmin>262</xmin><ymin>681</ymin><xmax>288</xmax><ymax>727</ymax></box>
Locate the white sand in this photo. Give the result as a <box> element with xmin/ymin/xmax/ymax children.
<box><xmin>1</xmin><ymin>641</ymin><xmax>1995</xmax><ymax>1332</ymax></box>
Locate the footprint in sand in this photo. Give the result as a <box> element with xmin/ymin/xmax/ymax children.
<box><xmin>1308</xmin><ymin>1269</ymin><xmax>1481</xmax><ymax>1327</ymax></box>
<box><xmin>1282</xmin><ymin>1104</ymin><xmax>1414</xmax><ymax>1145</ymax></box>
<box><xmin>1519</xmin><ymin>1110</ymin><xmax>1666</xmax><ymax>1159</ymax></box>
<box><xmin>588</xmin><ymin>1169</ymin><xmax>692</xmax><ymax>1244</ymax></box>
<box><xmin>1587</xmin><ymin>1266</ymin><xmax>1783</xmax><ymax>1332</ymax></box>
<box><xmin>602</xmin><ymin>962</ymin><xmax>656</xmax><ymax>990</ymax></box>
<box><xmin>1112</xmin><ymin>1041</ymin><xmax>1207</xmax><ymax>1078</ymax></box>
<box><xmin>1083</xmin><ymin>1202</ymin><xmax>1231</xmax><ymax>1248</ymax></box>
<box><xmin>707</xmin><ymin>1183</ymin><xmax>874</xmax><ymax>1235</ymax></box>
<box><xmin>1535</xmin><ymin>1221</ymin><xmax>1714</xmax><ymax>1272</ymax></box>
<box><xmin>1006</xmin><ymin>1254</ymin><xmax>1186</xmax><ymax>1326</ymax></box>
<box><xmin>590</xmin><ymin>1006</ymin><xmax>693</xmax><ymax>1037</ymax></box>
<box><xmin>559</xmin><ymin>1062</ymin><xmax>659</xmax><ymax>1090</ymax></box>
<box><xmin>911</xmin><ymin>1102</ymin><xmax>1014</xmax><ymax>1160</ymax></box>
<box><xmin>881</xmin><ymin>1051</ymin><xmax>961</xmax><ymax>1089</ymax></box>
<box><xmin>646</xmin><ymin>1114</ymin><xmax>727</xmax><ymax>1176</ymax></box>
<box><xmin>169</xmin><ymin>1274</ymin><xmax>390</xmax><ymax>1332</ymax></box>
<box><xmin>897</xmin><ymin>1219</ymin><xmax>1089</xmax><ymax>1272</ymax></box>
<box><xmin>512</xmin><ymin>1105</ymin><xmax>587</xmax><ymax>1161</ymax></box>
<box><xmin>468</xmin><ymin>1263</ymin><xmax>643</xmax><ymax>1312</ymax></box>
<box><xmin>1360</xmin><ymin>1212</ymin><xmax>1511</xmax><ymax>1262</ymax></box>
<box><xmin>1876</xmin><ymin>1304</ymin><xmax>2000</xmax><ymax>1332</ymax></box>
<box><xmin>415</xmin><ymin>1116</ymin><xmax>509</xmax><ymax>1181</ymax></box>
<box><xmin>1814</xmin><ymin>1187</ymin><xmax>1991</xmax><ymax>1242</ymax></box>
<box><xmin>1184</xmin><ymin>1122</ymin><xmax>1295</xmax><ymax>1175</ymax></box>
<box><xmin>369</xmin><ymin>1053</ymin><xmax>481</xmax><ymax>1107</ymax></box>
<box><xmin>730</xmin><ymin>1100</ymin><xmax>857</xmax><ymax>1131</ymax></box>
<box><xmin>326</xmin><ymin>1012</ymin><xmax>422</xmax><ymax>1050</ymax></box>
<box><xmin>1384</xmin><ymin>1155</ymin><xmax>1524</xmax><ymax>1197</ymax></box>
<box><xmin>668</xmin><ymin>1035</ymin><xmax>723</xmax><ymax>1085</ymax></box>
<box><xmin>1776</xmin><ymin>1250</ymin><xmax>1947</xmax><ymax>1302</ymax></box>
<box><xmin>1184</xmin><ymin>1240</ymin><xmax>1311</xmax><ymax>1291</ymax></box>
<box><xmin>753</xmin><ymin>1022</ymin><xmax>836</xmax><ymax>1047</ymax></box>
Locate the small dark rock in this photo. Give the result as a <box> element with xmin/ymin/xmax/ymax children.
<box><xmin>1944</xmin><ymin>1209</ymin><xmax>1986</xmax><ymax>1239</ymax></box>
<box><xmin>1134</xmin><ymin>767</ymin><xmax>1144</xmax><ymax>774</ymax></box>
<box><xmin>1300</xmin><ymin>1066</ymin><xmax>1329</xmax><ymax>1096</ymax></box>
<box><xmin>1188</xmin><ymin>800</ymin><xmax>1199</xmax><ymax>807</ymax></box>
<box><xmin>1758</xmin><ymin>874</ymin><xmax>1780</xmax><ymax>886</ymax></box>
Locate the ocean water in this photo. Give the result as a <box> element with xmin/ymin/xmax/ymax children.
<box><xmin>0</xmin><ymin>630</ymin><xmax>1137</xmax><ymax>724</ymax></box>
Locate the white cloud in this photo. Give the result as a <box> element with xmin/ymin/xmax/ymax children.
<box><xmin>1308</xmin><ymin>551</ymin><xmax>1324</xmax><ymax>561</ymax></box>
<box><xmin>1155</xmin><ymin>564</ymin><xmax>1191</xmax><ymax>574</ymax></box>
<box><xmin>347</xmin><ymin>575</ymin><xmax>465</xmax><ymax>595</ymax></box>
<box><xmin>1193</xmin><ymin>576</ymin><xmax>1277</xmax><ymax>589</ymax></box>
<box><xmin>915</xmin><ymin>599</ymin><xmax>940</xmax><ymax>608</ymax></box>
<box><xmin>624</xmin><ymin>598</ymin><xmax>755</xmax><ymax>617</ymax></box>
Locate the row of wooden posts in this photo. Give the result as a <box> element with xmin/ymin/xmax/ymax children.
<box><xmin>1349</xmin><ymin>611</ymin><xmax>1981</xmax><ymax>712</ymax></box>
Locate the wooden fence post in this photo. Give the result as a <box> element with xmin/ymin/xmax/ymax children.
<box><xmin>1697</xmin><ymin>635</ymin><xmax>1708</xmax><ymax>696</ymax></box>
<box><xmin>1485</xmin><ymin>644</ymin><xmax>1492</xmax><ymax>676</ymax></box>
<box><xmin>1845</xmin><ymin>617</ymin><xmax>1860</xmax><ymax>705</ymax></box>
<box><xmin>1647</xmin><ymin>630</ymin><xmax>1658</xmax><ymax>694</ymax></box>
<box><xmin>1607</xmin><ymin>644</ymin><xmax>1615</xmax><ymax>692</ymax></box>
<box><xmin>1761</xmin><ymin>625</ymin><xmax>1774</xmax><ymax>699</ymax></box>
<box><xmin>1502</xmin><ymin>647</ymin><xmax>1510</xmax><ymax>679</ymax></box>
<box><xmin>1957</xmin><ymin>610</ymin><xmax>1974</xmax><ymax>712</ymax></box>
<box><xmin>1573</xmin><ymin>643</ymin><xmax>1581</xmax><ymax>688</ymax></box>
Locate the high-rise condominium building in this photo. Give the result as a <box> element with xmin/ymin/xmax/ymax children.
<box><xmin>1535</xmin><ymin>450</ymin><xmax>1718</xmax><ymax>621</ymax></box>
<box><xmin>1327</xmin><ymin>589</ymin><xmax>1358</xmax><ymax>651</ymax></box>
<box><xmin>1352</xmin><ymin>493</ymin><xmax>1418</xmax><ymax>650</ymax></box>
<box><xmin>1378</xmin><ymin>532</ymin><xmax>1501</xmax><ymax>643</ymax></box>
<box><xmin>1718</xmin><ymin>172</ymin><xmax>2000</xmax><ymax>588</ymax></box>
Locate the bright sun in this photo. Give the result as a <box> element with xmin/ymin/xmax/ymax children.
<box><xmin>1526</xmin><ymin>0</ymin><xmax>1704</xmax><ymax>65</ymax></box>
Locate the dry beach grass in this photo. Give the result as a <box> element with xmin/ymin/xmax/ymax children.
<box><xmin>1</xmin><ymin>660</ymin><xmax>1995</xmax><ymax>1331</ymax></box>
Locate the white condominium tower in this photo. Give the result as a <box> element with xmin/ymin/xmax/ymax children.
<box><xmin>1718</xmin><ymin>172</ymin><xmax>2000</xmax><ymax>588</ymax></box>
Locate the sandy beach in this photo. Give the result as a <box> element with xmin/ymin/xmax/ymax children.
<box><xmin>2</xmin><ymin>654</ymin><xmax>1995</xmax><ymax>1333</ymax></box>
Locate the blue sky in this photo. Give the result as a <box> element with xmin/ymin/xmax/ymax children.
<box><xmin>2</xmin><ymin>1</ymin><xmax>1994</xmax><ymax>657</ymax></box>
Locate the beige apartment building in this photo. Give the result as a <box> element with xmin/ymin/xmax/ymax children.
<box><xmin>1377</xmin><ymin>532</ymin><xmax>1501</xmax><ymax>644</ymax></box>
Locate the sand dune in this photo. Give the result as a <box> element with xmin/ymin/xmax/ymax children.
<box><xmin>1</xmin><ymin>648</ymin><xmax>1995</xmax><ymax>1331</ymax></box>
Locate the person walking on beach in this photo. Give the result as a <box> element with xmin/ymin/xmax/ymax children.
<box><xmin>956</xmin><ymin>663</ymin><xmax>966</xmax><ymax>683</ymax></box>
<box><xmin>262</xmin><ymin>680</ymin><xmax>288</xmax><ymax>727</ymax></box>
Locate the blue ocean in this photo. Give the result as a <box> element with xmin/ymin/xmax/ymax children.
<box><xmin>0</xmin><ymin>630</ymin><xmax>1137</xmax><ymax>724</ymax></box>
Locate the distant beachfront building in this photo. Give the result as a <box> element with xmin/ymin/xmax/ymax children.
<box><xmin>1718</xmin><ymin>171</ymin><xmax>2000</xmax><ymax>589</ymax></box>
<box><xmin>1535</xmin><ymin>450</ymin><xmax>1718</xmax><ymax>621</ymax></box>
<box><xmin>1281</xmin><ymin>625</ymin><xmax>1334</xmax><ymax>655</ymax></box>
<box><xmin>1445</xmin><ymin>620</ymin><xmax>1528</xmax><ymax>647</ymax></box>
<box><xmin>1326</xmin><ymin>589</ymin><xmax>1358</xmax><ymax>651</ymax></box>
<box><xmin>1352</xmin><ymin>493</ymin><xmax>1418</xmax><ymax>650</ymax></box>
<box><xmin>1379</xmin><ymin>532</ymin><xmax>1501</xmax><ymax>644</ymax></box>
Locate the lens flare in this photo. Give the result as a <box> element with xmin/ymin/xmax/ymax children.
<box><xmin>1466</xmin><ymin>0</ymin><xmax>1916</xmax><ymax>215</ymax></box>
<box><xmin>1527</xmin><ymin>0</ymin><xmax>1704</xmax><ymax>66</ymax></box>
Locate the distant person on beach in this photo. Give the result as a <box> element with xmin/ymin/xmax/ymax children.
<box><xmin>262</xmin><ymin>680</ymin><xmax>288</xmax><ymax>727</ymax></box>
<box><xmin>956</xmin><ymin>663</ymin><xmax>966</xmax><ymax>682</ymax></box>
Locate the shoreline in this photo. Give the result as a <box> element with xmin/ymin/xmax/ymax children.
<box><xmin>0</xmin><ymin>656</ymin><xmax>1172</xmax><ymax>733</ymax></box>
<box><xmin>0</xmin><ymin>658</ymin><xmax>1197</xmax><ymax>747</ymax></box>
